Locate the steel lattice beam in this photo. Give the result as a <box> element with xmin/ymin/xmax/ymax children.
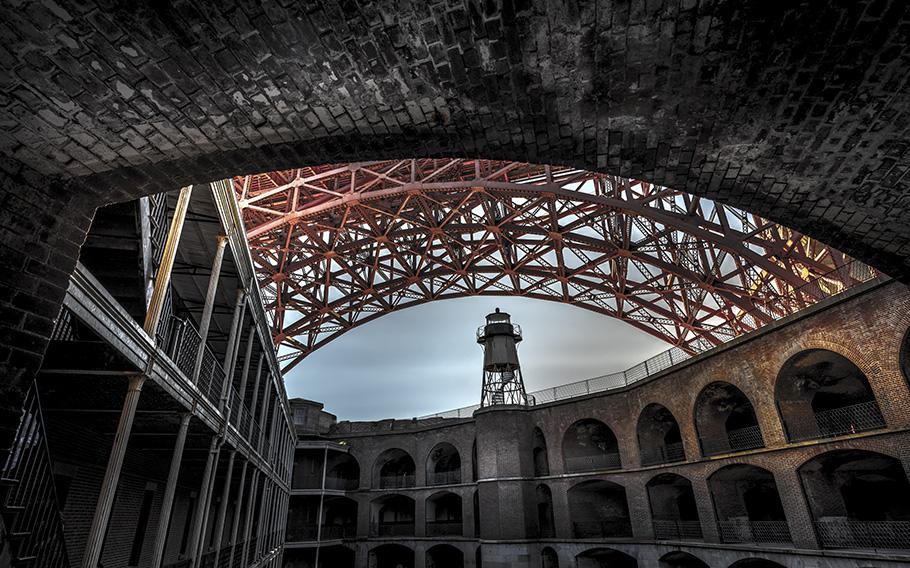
<box><xmin>235</xmin><ymin>159</ymin><xmax>868</xmax><ymax>374</ymax></box>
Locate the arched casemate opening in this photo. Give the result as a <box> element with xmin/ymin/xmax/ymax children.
<box><xmin>426</xmin><ymin>491</ymin><xmax>464</xmax><ymax>537</ymax></box>
<box><xmin>536</xmin><ymin>484</ymin><xmax>555</xmax><ymax>538</ymax></box>
<box><xmin>568</xmin><ymin>480</ymin><xmax>632</xmax><ymax>539</ymax></box>
<box><xmin>533</xmin><ymin>427</ymin><xmax>550</xmax><ymax>477</ymax></box>
<box><xmin>709</xmin><ymin>465</ymin><xmax>791</xmax><ymax>545</ymax></box>
<box><xmin>695</xmin><ymin>382</ymin><xmax>764</xmax><ymax>456</ymax></box>
<box><xmin>541</xmin><ymin>546</ymin><xmax>559</xmax><ymax>568</ymax></box>
<box><xmin>637</xmin><ymin>403</ymin><xmax>685</xmax><ymax>466</ymax></box>
<box><xmin>322</xmin><ymin>496</ymin><xmax>358</xmax><ymax>539</ymax></box>
<box><xmin>728</xmin><ymin>560</ymin><xmax>786</xmax><ymax>568</ymax></box>
<box><xmin>370</xmin><ymin>544</ymin><xmax>414</xmax><ymax>568</ymax></box>
<box><xmin>659</xmin><ymin>551</ymin><xmax>709</xmax><ymax>568</ymax></box>
<box><xmin>472</xmin><ymin>439</ymin><xmax>478</xmax><ymax>482</ymax></box>
<box><xmin>373</xmin><ymin>448</ymin><xmax>416</xmax><ymax>489</ymax></box>
<box><xmin>575</xmin><ymin>548</ymin><xmax>638</xmax><ymax>568</ymax></box>
<box><xmin>776</xmin><ymin>349</ymin><xmax>884</xmax><ymax>442</ymax></box>
<box><xmin>647</xmin><ymin>473</ymin><xmax>703</xmax><ymax>540</ymax></box>
<box><xmin>370</xmin><ymin>494</ymin><xmax>415</xmax><ymax>537</ymax></box>
<box><xmin>799</xmin><ymin>449</ymin><xmax>910</xmax><ymax>550</ymax></box>
<box><xmin>427</xmin><ymin>442</ymin><xmax>461</xmax><ymax>485</ymax></box>
<box><xmin>325</xmin><ymin>452</ymin><xmax>360</xmax><ymax>490</ymax></box>
<box><xmin>562</xmin><ymin>419</ymin><xmax>621</xmax><ymax>473</ymax></box>
<box><xmin>427</xmin><ymin>544</ymin><xmax>464</xmax><ymax>568</ymax></box>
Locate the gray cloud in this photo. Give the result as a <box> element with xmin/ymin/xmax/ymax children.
<box><xmin>285</xmin><ymin>297</ymin><xmax>667</xmax><ymax>420</ymax></box>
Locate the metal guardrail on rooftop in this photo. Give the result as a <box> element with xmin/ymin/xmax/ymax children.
<box><xmin>422</xmin><ymin>260</ymin><xmax>880</xmax><ymax>419</ymax></box>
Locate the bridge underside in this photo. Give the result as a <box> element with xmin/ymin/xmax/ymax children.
<box><xmin>235</xmin><ymin>159</ymin><xmax>871</xmax><ymax>373</ymax></box>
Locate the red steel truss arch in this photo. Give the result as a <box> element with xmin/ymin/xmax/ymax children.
<box><xmin>235</xmin><ymin>159</ymin><xmax>868</xmax><ymax>374</ymax></box>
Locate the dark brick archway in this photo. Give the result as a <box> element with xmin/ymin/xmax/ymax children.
<box><xmin>1</xmin><ymin>1</ymin><xmax>909</xmax><ymax>453</ymax></box>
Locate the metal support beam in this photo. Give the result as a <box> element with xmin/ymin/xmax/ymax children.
<box><xmin>150</xmin><ymin>412</ymin><xmax>191</xmax><ymax>568</ymax></box>
<box><xmin>221</xmin><ymin>288</ymin><xmax>246</xmax><ymax>410</ymax></box>
<box><xmin>228</xmin><ymin>461</ymin><xmax>248</xmax><ymax>551</ymax></box>
<box><xmin>248</xmin><ymin>357</ymin><xmax>263</xmax><ymax>438</ymax></box>
<box><xmin>188</xmin><ymin>436</ymin><xmax>221</xmax><ymax>563</ymax></box>
<box><xmin>240</xmin><ymin>469</ymin><xmax>260</xmax><ymax>567</ymax></box>
<box><xmin>211</xmin><ymin>451</ymin><xmax>236</xmax><ymax>566</ymax></box>
<box><xmin>144</xmin><ymin>185</ymin><xmax>193</xmax><ymax>337</ymax></box>
<box><xmin>82</xmin><ymin>374</ymin><xmax>146</xmax><ymax>568</ymax></box>
<box><xmin>192</xmin><ymin>235</ymin><xmax>228</xmax><ymax>383</ymax></box>
<box><xmin>234</xmin><ymin>324</ymin><xmax>255</xmax><ymax>421</ymax></box>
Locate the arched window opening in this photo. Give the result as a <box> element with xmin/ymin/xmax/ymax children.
<box><xmin>562</xmin><ymin>419</ymin><xmax>621</xmax><ymax>473</ymax></box>
<box><xmin>695</xmin><ymin>382</ymin><xmax>764</xmax><ymax>456</ymax></box>
<box><xmin>326</xmin><ymin>451</ymin><xmax>360</xmax><ymax>490</ymax></box>
<box><xmin>659</xmin><ymin>551</ymin><xmax>709</xmax><ymax>568</ymax></box>
<box><xmin>709</xmin><ymin>465</ymin><xmax>791</xmax><ymax>545</ymax></box>
<box><xmin>322</xmin><ymin>496</ymin><xmax>358</xmax><ymax>540</ymax></box>
<box><xmin>776</xmin><ymin>349</ymin><xmax>884</xmax><ymax>442</ymax></box>
<box><xmin>637</xmin><ymin>403</ymin><xmax>685</xmax><ymax>466</ymax></box>
<box><xmin>568</xmin><ymin>480</ymin><xmax>632</xmax><ymax>539</ymax></box>
<box><xmin>575</xmin><ymin>547</ymin><xmax>637</xmax><ymax>568</ymax></box>
<box><xmin>426</xmin><ymin>491</ymin><xmax>463</xmax><ymax>537</ymax></box>
<box><xmin>370</xmin><ymin>544</ymin><xmax>414</xmax><ymax>568</ymax></box>
<box><xmin>427</xmin><ymin>442</ymin><xmax>461</xmax><ymax>485</ymax></box>
<box><xmin>536</xmin><ymin>484</ymin><xmax>555</xmax><ymax>538</ymax></box>
<box><xmin>799</xmin><ymin>449</ymin><xmax>910</xmax><ymax>550</ymax></box>
<box><xmin>533</xmin><ymin>427</ymin><xmax>550</xmax><ymax>476</ymax></box>
<box><xmin>647</xmin><ymin>473</ymin><xmax>702</xmax><ymax>540</ymax></box>
<box><xmin>541</xmin><ymin>546</ymin><xmax>559</xmax><ymax>568</ymax></box>
<box><xmin>370</xmin><ymin>495</ymin><xmax>415</xmax><ymax>537</ymax></box>
<box><xmin>373</xmin><ymin>448</ymin><xmax>415</xmax><ymax>489</ymax></box>
<box><xmin>728</xmin><ymin>560</ymin><xmax>786</xmax><ymax>568</ymax></box>
<box><xmin>427</xmin><ymin>544</ymin><xmax>464</xmax><ymax>568</ymax></box>
<box><xmin>901</xmin><ymin>327</ymin><xmax>910</xmax><ymax>383</ymax></box>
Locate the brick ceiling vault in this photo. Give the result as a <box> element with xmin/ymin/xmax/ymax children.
<box><xmin>235</xmin><ymin>159</ymin><xmax>869</xmax><ymax>373</ymax></box>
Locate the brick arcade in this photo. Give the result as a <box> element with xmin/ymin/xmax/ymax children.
<box><xmin>0</xmin><ymin>2</ymin><xmax>909</xmax><ymax>568</ymax></box>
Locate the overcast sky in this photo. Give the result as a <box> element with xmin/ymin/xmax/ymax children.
<box><xmin>284</xmin><ymin>297</ymin><xmax>668</xmax><ymax>420</ymax></box>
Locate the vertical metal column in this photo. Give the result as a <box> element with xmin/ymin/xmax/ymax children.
<box><xmin>192</xmin><ymin>235</ymin><xmax>228</xmax><ymax>383</ymax></box>
<box><xmin>150</xmin><ymin>412</ymin><xmax>191</xmax><ymax>568</ymax></box>
<box><xmin>234</xmin><ymin>325</ymin><xmax>256</xmax><ymax>421</ymax></box>
<box><xmin>187</xmin><ymin>436</ymin><xmax>221</xmax><ymax>562</ymax></box>
<box><xmin>258</xmin><ymin>379</ymin><xmax>273</xmax><ymax>451</ymax></box>
<box><xmin>240</xmin><ymin>469</ymin><xmax>260</xmax><ymax>566</ymax></box>
<box><xmin>81</xmin><ymin>374</ymin><xmax>146</xmax><ymax>568</ymax></box>
<box><xmin>220</xmin><ymin>288</ymin><xmax>247</xmax><ymax>410</ymax></box>
<box><xmin>211</xmin><ymin>450</ymin><xmax>236</xmax><ymax>566</ymax></box>
<box><xmin>314</xmin><ymin>446</ymin><xmax>328</xmax><ymax>567</ymax></box>
<box><xmin>248</xmin><ymin>358</ymin><xmax>263</xmax><ymax>438</ymax></box>
<box><xmin>144</xmin><ymin>185</ymin><xmax>193</xmax><ymax>337</ymax></box>
<box><xmin>227</xmin><ymin>460</ymin><xmax>248</xmax><ymax>560</ymax></box>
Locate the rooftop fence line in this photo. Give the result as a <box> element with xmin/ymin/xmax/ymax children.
<box><xmin>419</xmin><ymin>260</ymin><xmax>879</xmax><ymax>420</ymax></box>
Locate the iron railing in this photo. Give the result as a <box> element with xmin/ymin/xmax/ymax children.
<box><xmin>786</xmin><ymin>400</ymin><xmax>886</xmax><ymax>442</ymax></box>
<box><xmin>572</xmin><ymin>520</ymin><xmax>633</xmax><ymax>538</ymax></box>
<box><xmin>427</xmin><ymin>470</ymin><xmax>462</xmax><ymax>485</ymax></box>
<box><xmin>717</xmin><ymin>519</ymin><xmax>792</xmax><ymax>544</ymax></box>
<box><xmin>423</xmin><ymin>260</ymin><xmax>879</xmax><ymax>419</ymax></box>
<box><xmin>815</xmin><ymin>519</ymin><xmax>910</xmax><ymax>550</ymax></box>
<box><xmin>640</xmin><ymin>441</ymin><xmax>686</xmax><ymax>466</ymax></box>
<box><xmin>158</xmin><ymin>315</ymin><xmax>225</xmax><ymax>406</ymax></box>
<box><xmin>1</xmin><ymin>385</ymin><xmax>70</xmax><ymax>568</ymax></box>
<box><xmin>652</xmin><ymin>519</ymin><xmax>703</xmax><ymax>540</ymax></box>
<box><xmin>426</xmin><ymin>520</ymin><xmax>463</xmax><ymax>536</ymax></box>
<box><xmin>371</xmin><ymin>521</ymin><xmax>416</xmax><ymax>536</ymax></box>
<box><xmin>564</xmin><ymin>452</ymin><xmax>622</xmax><ymax>473</ymax></box>
<box><xmin>700</xmin><ymin>425</ymin><xmax>764</xmax><ymax>456</ymax></box>
<box><xmin>379</xmin><ymin>473</ymin><xmax>416</xmax><ymax>489</ymax></box>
